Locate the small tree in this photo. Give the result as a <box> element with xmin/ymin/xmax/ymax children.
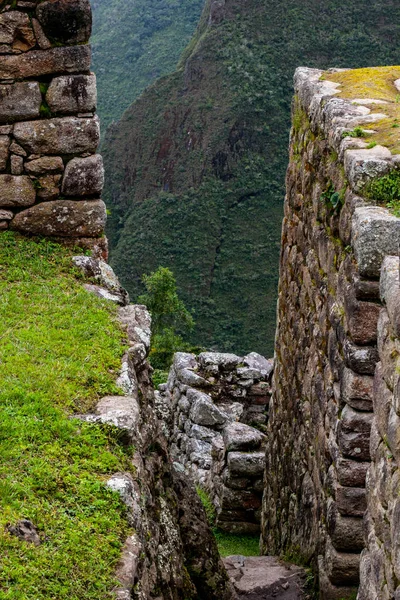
<box><xmin>138</xmin><ymin>267</ymin><xmax>194</xmax><ymax>371</ymax></box>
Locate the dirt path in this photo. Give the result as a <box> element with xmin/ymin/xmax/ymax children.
<box><xmin>224</xmin><ymin>556</ymin><xmax>307</xmax><ymax>599</ymax></box>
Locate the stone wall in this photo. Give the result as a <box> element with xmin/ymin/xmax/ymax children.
<box><xmin>358</xmin><ymin>256</ymin><xmax>400</xmax><ymax>600</ymax></box>
<box><xmin>261</xmin><ymin>66</ymin><xmax>400</xmax><ymax>599</ymax></box>
<box><xmin>72</xmin><ymin>259</ymin><xmax>233</xmax><ymax>600</ymax></box>
<box><xmin>159</xmin><ymin>350</ymin><xmax>273</xmax><ymax>533</ymax></box>
<box><xmin>0</xmin><ymin>0</ymin><xmax>106</xmax><ymax>256</ymax></box>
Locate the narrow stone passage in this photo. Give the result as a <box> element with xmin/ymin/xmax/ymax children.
<box><xmin>224</xmin><ymin>556</ymin><xmax>306</xmax><ymax>599</ymax></box>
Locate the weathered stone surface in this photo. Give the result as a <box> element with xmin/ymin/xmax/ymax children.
<box><xmin>189</xmin><ymin>389</ymin><xmax>229</xmax><ymax>427</ymax></box>
<box><xmin>327</xmin><ymin>501</ymin><xmax>364</xmax><ymax>552</ymax></box>
<box><xmin>72</xmin><ymin>255</ymin><xmax>129</xmax><ymax>305</ymax></box>
<box><xmin>14</xmin><ymin>116</ymin><xmax>100</xmax><ymax>155</ymax></box>
<box><xmin>11</xmin><ymin>199</ymin><xmax>106</xmax><ymax>237</ymax></box>
<box><xmin>341</xmin><ymin>367</ymin><xmax>374</xmax><ymax>411</ymax></box>
<box><xmin>352</xmin><ymin>207</ymin><xmax>400</xmax><ymax>278</ymax></box>
<box><xmin>380</xmin><ymin>256</ymin><xmax>400</xmax><ymax>339</ymax></box>
<box><xmin>36</xmin><ymin>174</ymin><xmax>62</xmax><ymax>200</ymax></box>
<box><xmin>0</xmin><ymin>175</ymin><xmax>36</xmax><ymax>207</ymax></box>
<box><xmin>0</xmin><ymin>11</ymin><xmax>35</xmax><ymax>51</ymax></box>
<box><xmin>343</xmin><ymin>339</ymin><xmax>379</xmax><ymax>375</ymax></box>
<box><xmin>373</xmin><ymin>362</ymin><xmax>393</xmax><ymax>439</ymax></box>
<box><xmin>78</xmin><ymin>395</ymin><xmax>139</xmax><ymax>442</ymax></box>
<box><xmin>227</xmin><ymin>451</ymin><xmax>265</xmax><ymax>478</ymax></box>
<box><xmin>10</xmin><ymin>154</ymin><xmax>23</xmax><ymax>175</ymax></box>
<box><xmin>25</xmin><ymin>156</ymin><xmax>64</xmax><ymax>175</ymax></box>
<box><xmin>336</xmin><ymin>458</ymin><xmax>369</xmax><ymax>487</ymax></box>
<box><xmin>223</xmin><ymin>422</ymin><xmax>266</xmax><ymax>452</ymax></box>
<box><xmin>344</xmin><ymin>285</ymin><xmax>380</xmax><ymax>345</ymax></box>
<box><xmin>336</xmin><ymin>486</ymin><xmax>367</xmax><ymax>517</ymax></box>
<box><xmin>0</xmin><ymin>45</ymin><xmax>91</xmax><ymax>79</ymax></box>
<box><xmin>345</xmin><ymin>146</ymin><xmax>392</xmax><ymax>193</ymax></box>
<box><xmin>325</xmin><ymin>539</ymin><xmax>361</xmax><ymax>585</ymax></box>
<box><xmin>198</xmin><ymin>351</ymin><xmax>242</xmax><ymax>370</ymax></box>
<box><xmin>338</xmin><ymin>405</ymin><xmax>373</xmax><ymax>459</ymax></box>
<box><xmin>0</xmin><ymin>136</ymin><xmax>9</xmax><ymax>171</ymax></box>
<box><xmin>224</xmin><ymin>555</ymin><xmax>306</xmax><ymax>599</ymax></box>
<box><xmin>0</xmin><ymin>82</ymin><xmax>41</xmax><ymax>124</ymax></box>
<box><xmin>62</xmin><ymin>154</ymin><xmax>104</xmax><ymax>196</ymax></box>
<box><xmin>32</xmin><ymin>17</ymin><xmax>51</xmax><ymax>50</ymax></box>
<box><xmin>46</xmin><ymin>74</ymin><xmax>97</xmax><ymax>115</ymax></box>
<box><xmin>242</xmin><ymin>353</ymin><xmax>274</xmax><ymax>379</ymax></box>
<box><xmin>36</xmin><ymin>0</ymin><xmax>92</xmax><ymax>45</ymax></box>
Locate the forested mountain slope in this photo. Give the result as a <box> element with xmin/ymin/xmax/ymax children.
<box><xmin>91</xmin><ymin>0</ymin><xmax>204</xmax><ymax>131</ymax></box>
<box><xmin>103</xmin><ymin>0</ymin><xmax>400</xmax><ymax>356</ymax></box>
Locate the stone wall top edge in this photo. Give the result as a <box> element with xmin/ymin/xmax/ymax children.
<box><xmin>294</xmin><ymin>66</ymin><xmax>400</xmax><ymax>280</ymax></box>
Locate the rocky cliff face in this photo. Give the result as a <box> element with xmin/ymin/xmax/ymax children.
<box><xmin>103</xmin><ymin>0</ymin><xmax>400</xmax><ymax>357</ymax></box>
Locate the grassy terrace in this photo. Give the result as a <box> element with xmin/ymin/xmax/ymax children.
<box><xmin>0</xmin><ymin>233</ymin><xmax>131</xmax><ymax>599</ymax></box>
<box><xmin>323</xmin><ymin>66</ymin><xmax>400</xmax><ymax>153</ymax></box>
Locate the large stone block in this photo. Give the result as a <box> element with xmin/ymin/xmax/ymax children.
<box><xmin>10</xmin><ymin>199</ymin><xmax>106</xmax><ymax>238</ymax></box>
<box><xmin>220</xmin><ymin>486</ymin><xmax>261</xmax><ymax>511</ymax></box>
<box><xmin>46</xmin><ymin>74</ymin><xmax>97</xmax><ymax>115</ymax></box>
<box><xmin>380</xmin><ymin>256</ymin><xmax>400</xmax><ymax>339</ymax></box>
<box><xmin>343</xmin><ymin>339</ymin><xmax>379</xmax><ymax>375</ymax></box>
<box><xmin>338</xmin><ymin>405</ymin><xmax>372</xmax><ymax>460</ymax></box>
<box><xmin>0</xmin><ymin>175</ymin><xmax>36</xmax><ymax>207</ymax></box>
<box><xmin>0</xmin><ymin>11</ymin><xmax>36</xmax><ymax>51</ymax></box>
<box><xmin>352</xmin><ymin>207</ymin><xmax>400</xmax><ymax>278</ymax></box>
<box><xmin>14</xmin><ymin>116</ymin><xmax>99</xmax><ymax>155</ymax></box>
<box><xmin>24</xmin><ymin>156</ymin><xmax>64</xmax><ymax>175</ymax></box>
<box><xmin>324</xmin><ymin>538</ymin><xmax>360</xmax><ymax>585</ymax></box>
<box><xmin>0</xmin><ymin>45</ymin><xmax>91</xmax><ymax>79</ymax></box>
<box><xmin>373</xmin><ymin>363</ymin><xmax>392</xmax><ymax>439</ymax></box>
<box><xmin>344</xmin><ymin>283</ymin><xmax>380</xmax><ymax>345</ymax></box>
<box><xmin>341</xmin><ymin>367</ymin><xmax>374</xmax><ymax>411</ymax></box>
<box><xmin>0</xmin><ymin>82</ymin><xmax>41</xmax><ymax>124</ymax></box>
<box><xmin>223</xmin><ymin>422</ymin><xmax>266</xmax><ymax>452</ymax></box>
<box><xmin>188</xmin><ymin>389</ymin><xmax>228</xmax><ymax>427</ymax></box>
<box><xmin>327</xmin><ymin>500</ymin><xmax>364</xmax><ymax>552</ymax></box>
<box><xmin>62</xmin><ymin>155</ymin><xmax>104</xmax><ymax>197</ymax></box>
<box><xmin>336</xmin><ymin>485</ymin><xmax>367</xmax><ymax>517</ymax></box>
<box><xmin>36</xmin><ymin>0</ymin><xmax>92</xmax><ymax>45</ymax></box>
<box><xmin>227</xmin><ymin>451</ymin><xmax>265</xmax><ymax>478</ymax></box>
<box><xmin>336</xmin><ymin>457</ymin><xmax>369</xmax><ymax>487</ymax></box>
<box><xmin>345</xmin><ymin>146</ymin><xmax>392</xmax><ymax>193</ymax></box>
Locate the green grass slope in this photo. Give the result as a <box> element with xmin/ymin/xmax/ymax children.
<box><xmin>103</xmin><ymin>0</ymin><xmax>400</xmax><ymax>356</ymax></box>
<box><xmin>0</xmin><ymin>233</ymin><xmax>131</xmax><ymax>599</ymax></box>
<box><xmin>91</xmin><ymin>0</ymin><xmax>204</xmax><ymax>131</ymax></box>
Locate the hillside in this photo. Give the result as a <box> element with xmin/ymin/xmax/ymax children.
<box><xmin>103</xmin><ymin>0</ymin><xmax>400</xmax><ymax>356</ymax></box>
<box><xmin>91</xmin><ymin>0</ymin><xmax>204</xmax><ymax>131</ymax></box>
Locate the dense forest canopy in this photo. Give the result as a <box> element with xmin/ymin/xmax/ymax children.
<box><xmin>91</xmin><ymin>0</ymin><xmax>204</xmax><ymax>131</ymax></box>
<box><xmin>100</xmin><ymin>0</ymin><xmax>400</xmax><ymax>356</ymax></box>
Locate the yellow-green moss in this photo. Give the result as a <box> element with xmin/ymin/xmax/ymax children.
<box><xmin>322</xmin><ymin>66</ymin><xmax>400</xmax><ymax>153</ymax></box>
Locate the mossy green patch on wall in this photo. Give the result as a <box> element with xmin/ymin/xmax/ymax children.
<box><xmin>0</xmin><ymin>233</ymin><xmax>130</xmax><ymax>599</ymax></box>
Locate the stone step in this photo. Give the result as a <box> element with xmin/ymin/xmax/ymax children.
<box><xmin>224</xmin><ymin>555</ymin><xmax>306</xmax><ymax>599</ymax></box>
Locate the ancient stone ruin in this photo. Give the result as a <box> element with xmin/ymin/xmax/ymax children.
<box><xmin>158</xmin><ymin>351</ymin><xmax>273</xmax><ymax>534</ymax></box>
<box><xmin>0</xmin><ymin>0</ymin><xmax>106</xmax><ymax>257</ymax></box>
<box><xmin>261</xmin><ymin>66</ymin><xmax>400</xmax><ymax>599</ymax></box>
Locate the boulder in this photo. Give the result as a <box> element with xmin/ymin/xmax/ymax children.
<box><xmin>11</xmin><ymin>199</ymin><xmax>106</xmax><ymax>237</ymax></box>
<box><xmin>0</xmin><ymin>175</ymin><xmax>36</xmax><ymax>207</ymax></box>
<box><xmin>14</xmin><ymin>116</ymin><xmax>100</xmax><ymax>155</ymax></box>
<box><xmin>242</xmin><ymin>353</ymin><xmax>274</xmax><ymax>379</ymax></box>
<box><xmin>62</xmin><ymin>154</ymin><xmax>104</xmax><ymax>197</ymax></box>
<box><xmin>0</xmin><ymin>82</ymin><xmax>41</xmax><ymax>123</ymax></box>
<box><xmin>198</xmin><ymin>351</ymin><xmax>242</xmax><ymax>370</ymax></box>
<box><xmin>46</xmin><ymin>74</ymin><xmax>97</xmax><ymax>115</ymax></box>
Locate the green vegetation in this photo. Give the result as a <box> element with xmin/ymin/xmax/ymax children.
<box><xmin>103</xmin><ymin>0</ymin><xmax>400</xmax><ymax>356</ymax></box>
<box><xmin>344</xmin><ymin>126</ymin><xmax>366</xmax><ymax>138</ymax></box>
<box><xmin>138</xmin><ymin>266</ymin><xmax>194</xmax><ymax>369</ymax></box>
<box><xmin>196</xmin><ymin>486</ymin><xmax>260</xmax><ymax>557</ymax></box>
<box><xmin>91</xmin><ymin>0</ymin><xmax>204</xmax><ymax>131</ymax></box>
<box><xmin>320</xmin><ymin>182</ymin><xmax>345</xmax><ymax>212</ymax></box>
<box><xmin>0</xmin><ymin>233</ymin><xmax>131</xmax><ymax>599</ymax></box>
<box><xmin>364</xmin><ymin>170</ymin><xmax>400</xmax><ymax>214</ymax></box>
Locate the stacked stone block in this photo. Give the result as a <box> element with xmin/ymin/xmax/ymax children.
<box><xmin>0</xmin><ymin>0</ymin><xmax>106</xmax><ymax>255</ymax></box>
<box><xmin>261</xmin><ymin>67</ymin><xmax>400</xmax><ymax>599</ymax></box>
<box><xmin>159</xmin><ymin>351</ymin><xmax>273</xmax><ymax>533</ymax></box>
<box><xmin>358</xmin><ymin>257</ymin><xmax>400</xmax><ymax>599</ymax></box>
